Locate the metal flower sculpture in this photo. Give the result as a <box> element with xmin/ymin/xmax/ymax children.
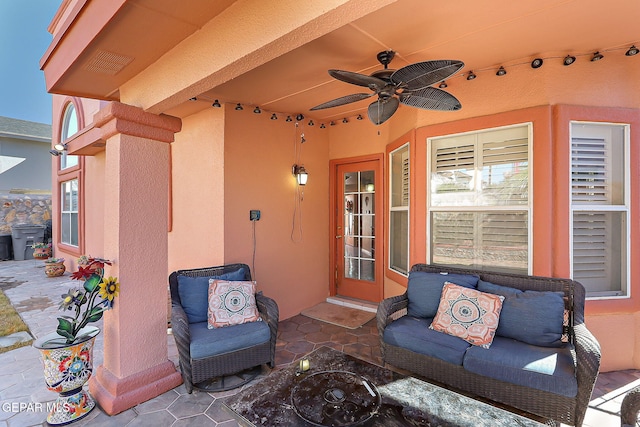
<box><xmin>57</xmin><ymin>258</ymin><xmax>119</xmax><ymax>344</ymax></box>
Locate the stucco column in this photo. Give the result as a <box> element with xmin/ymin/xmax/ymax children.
<box><xmin>87</xmin><ymin>102</ymin><xmax>182</xmax><ymax>415</ymax></box>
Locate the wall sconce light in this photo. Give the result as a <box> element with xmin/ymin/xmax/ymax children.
<box><xmin>292</xmin><ymin>164</ymin><xmax>308</xmax><ymax>186</ymax></box>
<box><xmin>235</xmin><ymin>103</ymin><xmax>243</xmax><ymax>110</ymax></box>
<box><xmin>466</xmin><ymin>71</ymin><xmax>476</xmax><ymax>80</ymax></box>
<box><xmin>357</xmin><ymin>114</ymin><xmax>364</xmax><ymax>120</ymax></box>
<box><xmin>591</xmin><ymin>51</ymin><xmax>604</xmax><ymax>62</ymax></box>
<box><xmin>496</xmin><ymin>66</ymin><xmax>507</xmax><ymax>76</ymax></box>
<box><xmin>626</xmin><ymin>45</ymin><xmax>639</xmax><ymax>56</ymax></box>
<box><xmin>531</xmin><ymin>58</ymin><xmax>543</xmax><ymax>68</ymax></box>
<box><xmin>253</xmin><ymin>106</ymin><xmax>261</xmax><ymax>114</ymax></box>
<box><xmin>212</xmin><ymin>99</ymin><xmax>221</xmax><ymax>107</ymax></box>
<box><xmin>438</xmin><ymin>81</ymin><xmax>448</xmax><ymax>88</ymax></box>
<box><xmin>271</xmin><ymin>113</ymin><xmax>278</xmax><ymax>120</ymax></box>
<box><xmin>49</xmin><ymin>143</ymin><xmax>67</xmax><ymax>156</ymax></box>
<box><xmin>563</xmin><ymin>55</ymin><xmax>576</xmax><ymax>66</ymax></box>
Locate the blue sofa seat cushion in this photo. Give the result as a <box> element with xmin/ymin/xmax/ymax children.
<box><xmin>177</xmin><ymin>267</ymin><xmax>247</xmax><ymax>323</ymax></box>
<box><xmin>463</xmin><ymin>336</ymin><xmax>577</xmax><ymax>398</ymax></box>
<box><xmin>477</xmin><ymin>279</ymin><xmax>566</xmax><ymax>347</ymax></box>
<box><xmin>189</xmin><ymin>320</ymin><xmax>270</xmax><ymax>360</ymax></box>
<box><xmin>407</xmin><ymin>271</ymin><xmax>479</xmax><ymax>318</ymax></box>
<box><xmin>383</xmin><ymin>316</ymin><xmax>471</xmax><ymax>365</ymax></box>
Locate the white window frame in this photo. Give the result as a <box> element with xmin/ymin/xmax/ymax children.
<box><xmin>60</xmin><ymin>103</ymin><xmax>79</xmax><ymax>170</ymax></box>
<box><xmin>389</xmin><ymin>143</ymin><xmax>410</xmax><ymax>276</ymax></box>
<box><xmin>60</xmin><ymin>179</ymin><xmax>79</xmax><ymax>247</ymax></box>
<box><xmin>426</xmin><ymin>123</ymin><xmax>533</xmax><ymax>274</ymax></box>
<box><xmin>569</xmin><ymin>121</ymin><xmax>630</xmax><ymax>300</ymax></box>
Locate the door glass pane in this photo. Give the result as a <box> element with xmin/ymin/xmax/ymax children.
<box><xmin>343</xmin><ymin>170</ymin><xmax>375</xmax><ymax>282</ymax></box>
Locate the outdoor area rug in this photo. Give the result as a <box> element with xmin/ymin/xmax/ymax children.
<box><xmin>300</xmin><ymin>302</ymin><xmax>375</xmax><ymax>329</ymax></box>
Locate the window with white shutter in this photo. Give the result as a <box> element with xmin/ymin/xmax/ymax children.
<box><xmin>570</xmin><ymin>122</ymin><xmax>629</xmax><ymax>298</ymax></box>
<box><xmin>428</xmin><ymin>124</ymin><xmax>531</xmax><ymax>274</ymax></box>
<box><xmin>389</xmin><ymin>144</ymin><xmax>410</xmax><ymax>275</ymax></box>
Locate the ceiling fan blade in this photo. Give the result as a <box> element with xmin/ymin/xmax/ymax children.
<box><xmin>329</xmin><ymin>69</ymin><xmax>387</xmax><ymax>90</ymax></box>
<box><xmin>399</xmin><ymin>87</ymin><xmax>461</xmax><ymax>111</ymax></box>
<box><xmin>391</xmin><ymin>60</ymin><xmax>464</xmax><ymax>91</ymax></box>
<box><xmin>367</xmin><ymin>97</ymin><xmax>399</xmax><ymax>125</ymax></box>
<box><xmin>310</xmin><ymin>93</ymin><xmax>374</xmax><ymax>110</ymax></box>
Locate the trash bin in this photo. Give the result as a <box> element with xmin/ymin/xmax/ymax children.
<box><xmin>0</xmin><ymin>235</ymin><xmax>12</xmax><ymax>261</ymax></box>
<box><xmin>11</xmin><ymin>225</ymin><xmax>45</xmax><ymax>261</ymax></box>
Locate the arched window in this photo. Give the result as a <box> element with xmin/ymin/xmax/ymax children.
<box><xmin>60</xmin><ymin>103</ymin><xmax>79</xmax><ymax>169</ymax></box>
<box><xmin>55</xmin><ymin>99</ymin><xmax>84</xmax><ymax>253</ymax></box>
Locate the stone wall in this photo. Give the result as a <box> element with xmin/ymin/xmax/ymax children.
<box><xmin>0</xmin><ymin>193</ymin><xmax>52</xmax><ymax>235</ymax></box>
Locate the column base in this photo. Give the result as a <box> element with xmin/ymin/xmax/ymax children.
<box><xmin>88</xmin><ymin>360</ymin><xmax>183</xmax><ymax>415</ymax></box>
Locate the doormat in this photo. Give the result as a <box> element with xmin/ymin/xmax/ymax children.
<box><xmin>301</xmin><ymin>302</ymin><xmax>375</xmax><ymax>329</ymax></box>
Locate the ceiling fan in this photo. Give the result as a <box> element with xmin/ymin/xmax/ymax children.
<box><xmin>310</xmin><ymin>51</ymin><xmax>464</xmax><ymax>125</ymax></box>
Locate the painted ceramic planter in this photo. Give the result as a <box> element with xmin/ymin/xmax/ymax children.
<box><xmin>33</xmin><ymin>247</ymin><xmax>51</xmax><ymax>259</ymax></box>
<box><xmin>45</xmin><ymin>261</ymin><xmax>66</xmax><ymax>277</ymax></box>
<box><xmin>33</xmin><ymin>327</ymin><xmax>99</xmax><ymax>425</ymax></box>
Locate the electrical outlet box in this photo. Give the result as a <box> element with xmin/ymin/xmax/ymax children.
<box><xmin>250</xmin><ymin>210</ymin><xmax>261</xmax><ymax>221</ymax></box>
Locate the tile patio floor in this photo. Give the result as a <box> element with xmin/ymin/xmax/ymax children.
<box><xmin>0</xmin><ymin>259</ymin><xmax>637</xmax><ymax>426</ymax></box>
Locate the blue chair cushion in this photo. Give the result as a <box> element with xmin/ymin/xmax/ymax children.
<box><xmin>177</xmin><ymin>267</ymin><xmax>247</xmax><ymax>323</ymax></box>
<box><xmin>189</xmin><ymin>320</ymin><xmax>270</xmax><ymax>360</ymax></box>
<box><xmin>407</xmin><ymin>271</ymin><xmax>479</xmax><ymax>318</ymax></box>
<box><xmin>383</xmin><ymin>316</ymin><xmax>471</xmax><ymax>365</ymax></box>
<box><xmin>477</xmin><ymin>279</ymin><xmax>565</xmax><ymax>347</ymax></box>
<box><xmin>463</xmin><ymin>336</ymin><xmax>577</xmax><ymax>397</ymax></box>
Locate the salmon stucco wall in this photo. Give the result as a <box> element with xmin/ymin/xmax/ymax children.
<box><xmin>168</xmin><ymin>107</ymin><xmax>226</xmax><ymax>273</ymax></box>
<box><xmin>223</xmin><ymin>109</ymin><xmax>330</xmax><ymax>320</ymax></box>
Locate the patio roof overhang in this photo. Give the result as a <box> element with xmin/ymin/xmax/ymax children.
<box><xmin>41</xmin><ymin>0</ymin><xmax>640</xmax><ymax>123</ymax></box>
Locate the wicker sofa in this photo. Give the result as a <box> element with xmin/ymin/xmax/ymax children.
<box><xmin>377</xmin><ymin>264</ymin><xmax>601</xmax><ymax>426</ymax></box>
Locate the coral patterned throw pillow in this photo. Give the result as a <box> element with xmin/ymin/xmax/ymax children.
<box><xmin>207</xmin><ymin>280</ymin><xmax>261</xmax><ymax>328</ymax></box>
<box><xmin>430</xmin><ymin>281</ymin><xmax>504</xmax><ymax>348</ymax></box>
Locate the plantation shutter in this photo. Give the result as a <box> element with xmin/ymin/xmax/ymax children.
<box><xmin>572</xmin><ymin>212</ymin><xmax>609</xmax><ymax>283</ymax></box>
<box><xmin>401</xmin><ymin>150</ymin><xmax>410</xmax><ymax>206</ymax></box>
<box><xmin>571</xmin><ymin>137</ymin><xmax>608</xmax><ymax>204</ymax></box>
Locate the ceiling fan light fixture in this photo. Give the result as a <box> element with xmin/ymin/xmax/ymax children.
<box><xmin>466</xmin><ymin>71</ymin><xmax>476</xmax><ymax>80</ymax></box>
<box><xmin>563</xmin><ymin>55</ymin><xmax>576</xmax><ymax>66</ymax></box>
<box><xmin>626</xmin><ymin>45</ymin><xmax>639</xmax><ymax>56</ymax></box>
<box><xmin>496</xmin><ymin>66</ymin><xmax>507</xmax><ymax>76</ymax></box>
<box><xmin>531</xmin><ymin>58</ymin><xmax>543</xmax><ymax>69</ymax></box>
<box><xmin>235</xmin><ymin>103</ymin><xmax>243</xmax><ymax>110</ymax></box>
<box><xmin>591</xmin><ymin>51</ymin><xmax>604</xmax><ymax>61</ymax></box>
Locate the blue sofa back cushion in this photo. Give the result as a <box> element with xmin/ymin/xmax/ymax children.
<box><xmin>407</xmin><ymin>271</ymin><xmax>479</xmax><ymax>318</ymax></box>
<box><xmin>177</xmin><ymin>267</ymin><xmax>247</xmax><ymax>324</ymax></box>
<box><xmin>463</xmin><ymin>336</ymin><xmax>577</xmax><ymax>398</ymax></box>
<box><xmin>477</xmin><ymin>279</ymin><xmax>565</xmax><ymax>347</ymax></box>
<box><xmin>383</xmin><ymin>316</ymin><xmax>471</xmax><ymax>365</ymax></box>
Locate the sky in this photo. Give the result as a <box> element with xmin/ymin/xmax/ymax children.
<box><xmin>0</xmin><ymin>1</ymin><xmax>61</xmax><ymax>125</ymax></box>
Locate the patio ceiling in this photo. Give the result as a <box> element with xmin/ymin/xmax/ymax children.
<box><xmin>43</xmin><ymin>0</ymin><xmax>640</xmax><ymax>122</ymax></box>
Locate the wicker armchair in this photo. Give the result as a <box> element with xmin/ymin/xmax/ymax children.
<box><xmin>621</xmin><ymin>385</ymin><xmax>640</xmax><ymax>426</ymax></box>
<box><xmin>377</xmin><ymin>264</ymin><xmax>601</xmax><ymax>426</ymax></box>
<box><xmin>169</xmin><ymin>263</ymin><xmax>279</xmax><ymax>393</ymax></box>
